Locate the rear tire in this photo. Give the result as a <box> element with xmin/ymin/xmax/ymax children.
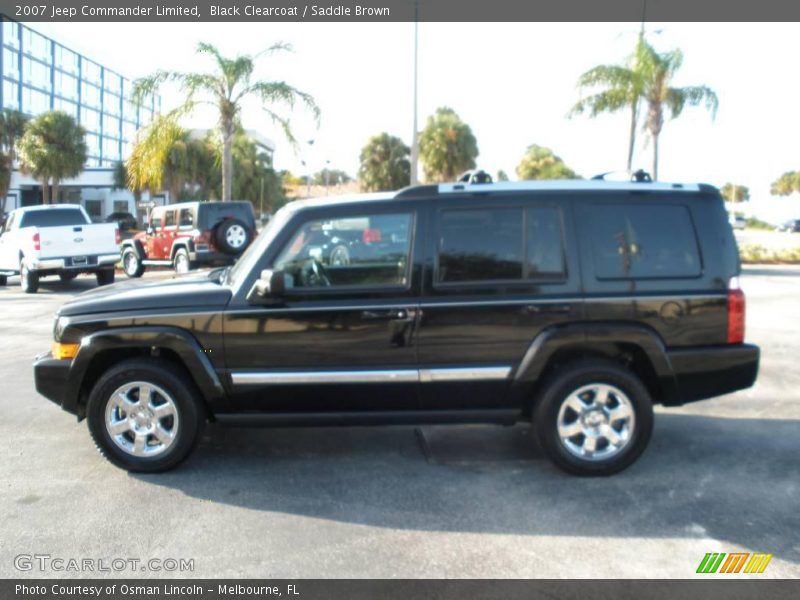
<box><xmin>86</xmin><ymin>358</ymin><xmax>204</xmax><ymax>472</ymax></box>
<box><xmin>20</xmin><ymin>262</ymin><xmax>39</xmax><ymax>294</ymax></box>
<box><xmin>533</xmin><ymin>359</ymin><xmax>654</xmax><ymax>476</ymax></box>
<box><xmin>96</xmin><ymin>269</ymin><xmax>115</xmax><ymax>286</ymax></box>
<box><xmin>122</xmin><ymin>247</ymin><xmax>144</xmax><ymax>278</ymax></box>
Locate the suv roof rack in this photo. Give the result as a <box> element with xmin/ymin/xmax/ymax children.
<box><xmin>434</xmin><ymin>180</ymin><xmax>700</xmax><ymax>194</ymax></box>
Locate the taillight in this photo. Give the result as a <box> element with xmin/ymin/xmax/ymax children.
<box><xmin>727</xmin><ymin>279</ymin><xmax>745</xmax><ymax>344</ymax></box>
<box><xmin>115</xmin><ymin>227</ymin><xmax>121</xmax><ymax>245</ymax></box>
<box><xmin>33</xmin><ymin>232</ymin><xmax>40</xmax><ymax>251</ymax></box>
<box><xmin>363</xmin><ymin>228</ymin><xmax>382</xmax><ymax>243</ymax></box>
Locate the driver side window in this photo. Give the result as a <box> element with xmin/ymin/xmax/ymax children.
<box><xmin>274</xmin><ymin>211</ymin><xmax>413</xmax><ymax>289</ymax></box>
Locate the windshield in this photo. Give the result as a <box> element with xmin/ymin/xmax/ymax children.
<box><xmin>226</xmin><ymin>208</ymin><xmax>293</xmax><ymax>287</ymax></box>
<box><xmin>20</xmin><ymin>208</ymin><xmax>89</xmax><ymax>228</ymax></box>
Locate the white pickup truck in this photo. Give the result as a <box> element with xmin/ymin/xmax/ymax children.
<box><xmin>0</xmin><ymin>205</ymin><xmax>120</xmax><ymax>293</ymax></box>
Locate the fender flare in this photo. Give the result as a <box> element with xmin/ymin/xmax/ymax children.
<box><xmin>512</xmin><ymin>322</ymin><xmax>680</xmax><ymax>404</ymax></box>
<box><xmin>63</xmin><ymin>326</ymin><xmax>225</xmax><ymax>415</ymax></box>
<box><xmin>170</xmin><ymin>239</ymin><xmax>193</xmax><ymax>260</ymax></box>
<box><xmin>120</xmin><ymin>239</ymin><xmax>145</xmax><ymax>259</ymax></box>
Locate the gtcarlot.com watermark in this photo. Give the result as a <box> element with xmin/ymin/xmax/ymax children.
<box><xmin>14</xmin><ymin>553</ymin><xmax>194</xmax><ymax>573</ymax></box>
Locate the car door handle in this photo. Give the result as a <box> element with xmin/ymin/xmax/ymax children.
<box><xmin>362</xmin><ymin>309</ymin><xmax>412</xmax><ymax>321</ymax></box>
<box><xmin>525</xmin><ymin>303</ymin><xmax>572</xmax><ymax>314</ymax></box>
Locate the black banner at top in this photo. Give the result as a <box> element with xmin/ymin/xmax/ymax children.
<box><xmin>1</xmin><ymin>0</ymin><xmax>799</xmax><ymax>22</ymax></box>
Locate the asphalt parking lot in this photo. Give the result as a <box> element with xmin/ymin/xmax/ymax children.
<box><xmin>0</xmin><ymin>267</ymin><xmax>798</xmax><ymax>578</ymax></box>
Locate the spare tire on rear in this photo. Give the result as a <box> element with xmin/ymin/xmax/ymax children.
<box><xmin>215</xmin><ymin>219</ymin><xmax>250</xmax><ymax>255</ymax></box>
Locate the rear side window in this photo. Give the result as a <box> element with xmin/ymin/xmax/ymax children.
<box><xmin>179</xmin><ymin>208</ymin><xmax>195</xmax><ymax>229</ymax></box>
<box><xmin>436</xmin><ymin>206</ymin><xmax>565</xmax><ymax>283</ymax></box>
<box><xmin>19</xmin><ymin>208</ymin><xmax>88</xmax><ymax>228</ymax></box>
<box><xmin>164</xmin><ymin>211</ymin><xmax>176</xmax><ymax>228</ymax></box>
<box><xmin>589</xmin><ymin>204</ymin><xmax>701</xmax><ymax>279</ymax></box>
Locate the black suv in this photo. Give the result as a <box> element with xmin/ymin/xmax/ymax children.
<box><xmin>33</xmin><ymin>180</ymin><xmax>759</xmax><ymax>475</ymax></box>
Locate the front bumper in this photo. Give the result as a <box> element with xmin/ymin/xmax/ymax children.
<box><xmin>667</xmin><ymin>343</ymin><xmax>760</xmax><ymax>404</ymax></box>
<box><xmin>33</xmin><ymin>352</ymin><xmax>78</xmax><ymax>415</ymax></box>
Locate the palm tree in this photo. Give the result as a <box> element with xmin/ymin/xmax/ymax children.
<box><xmin>516</xmin><ymin>144</ymin><xmax>580</xmax><ymax>180</ymax></box>
<box><xmin>17</xmin><ymin>111</ymin><xmax>87</xmax><ymax>204</ymax></box>
<box><xmin>418</xmin><ymin>107</ymin><xmax>478</xmax><ymax>183</ymax></box>
<box><xmin>570</xmin><ymin>46</ymin><xmax>643</xmax><ymax>173</ymax></box>
<box><xmin>0</xmin><ymin>109</ymin><xmax>30</xmax><ymax>212</ymax></box>
<box><xmin>132</xmin><ymin>42</ymin><xmax>319</xmax><ymax>202</ymax></box>
<box><xmin>358</xmin><ymin>133</ymin><xmax>410</xmax><ymax>192</ymax></box>
<box><xmin>635</xmin><ymin>39</ymin><xmax>718</xmax><ymax>180</ymax></box>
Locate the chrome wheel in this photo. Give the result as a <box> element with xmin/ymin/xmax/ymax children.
<box><xmin>225</xmin><ymin>224</ymin><xmax>247</xmax><ymax>249</ymax></box>
<box><xmin>104</xmin><ymin>381</ymin><xmax>179</xmax><ymax>458</ymax></box>
<box><xmin>174</xmin><ymin>252</ymin><xmax>189</xmax><ymax>274</ymax></box>
<box><xmin>556</xmin><ymin>383</ymin><xmax>635</xmax><ymax>461</ymax></box>
<box><xmin>124</xmin><ymin>252</ymin><xmax>138</xmax><ymax>275</ymax></box>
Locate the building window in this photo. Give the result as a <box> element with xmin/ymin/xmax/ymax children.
<box><xmin>103</xmin><ymin>91</ymin><xmax>120</xmax><ymax>116</ymax></box>
<box><xmin>113</xmin><ymin>200</ymin><xmax>129</xmax><ymax>213</ymax></box>
<box><xmin>81</xmin><ymin>108</ymin><xmax>100</xmax><ymax>133</ymax></box>
<box><xmin>83</xmin><ymin>60</ymin><xmax>101</xmax><ymax>85</ymax></box>
<box><xmin>3</xmin><ymin>80</ymin><xmax>19</xmax><ymax>109</ymax></box>
<box><xmin>102</xmin><ymin>114</ymin><xmax>120</xmax><ymax>136</ymax></box>
<box><xmin>85</xmin><ymin>133</ymin><xmax>100</xmax><ymax>156</ymax></box>
<box><xmin>55</xmin><ymin>71</ymin><xmax>78</xmax><ymax>100</ymax></box>
<box><xmin>102</xmin><ymin>137</ymin><xmax>120</xmax><ymax>161</ymax></box>
<box><xmin>54</xmin><ymin>98</ymin><xmax>78</xmax><ymax>118</ymax></box>
<box><xmin>22</xmin><ymin>29</ymin><xmax>50</xmax><ymax>61</ymax></box>
<box><xmin>22</xmin><ymin>87</ymin><xmax>50</xmax><ymax>114</ymax></box>
<box><xmin>81</xmin><ymin>81</ymin><xmax>100</xmax><ymax>108</ymax></box>
<box><xmin>54</xmin><ymin>46</ymin><xmax>78</xmax><ymax>75</ymax></box>
<box><xmin>104</xmin><ymin>72</ymin><xmax>121</xmax><ymax>95</ymax></box>
<box><xmin>122</xmin><ymin>141</ymin><xmax>132</xmax><ymax>158</ymax></box>
<box><xmin>122</xmin><ymin>121</ymin><xmax>137</xmax><ymax>141</ymax></box>
<box><xmin>86</xmin><ymin>157</ymin><xmax>101</xmax><ymax>167</ymax></box>
<box><xmin>22</xmin><ymin>57</ymin><xmax>51</xmax><ymax>90</ymax></box>
<box><xmin>3</xmin><ymin>22</ymin><xmax>20</xmax><ymax>48</ymax></box>
<box><xmin>4</xmin><ymin>48</ymin><xmax>19</xmax><ymax>79</ymax></box>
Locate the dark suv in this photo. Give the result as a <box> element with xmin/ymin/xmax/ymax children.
<box><xmin>120</xmin><ymin>201</ymin><xmax>255</xmax><ymax>276</ymax></box>
<box><xmin>33</xmin><ymin>180</ymin><xmax>759</xmax><ymax>475</ymax></box>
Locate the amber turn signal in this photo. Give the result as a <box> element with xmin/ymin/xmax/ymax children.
<box><xmin>52</xmin><ymin>342</ymin><xmax>80</xmax><ymax>360</ymax></box>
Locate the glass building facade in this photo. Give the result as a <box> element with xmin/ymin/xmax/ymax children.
<box><xmin>0</xmin><ymin>19</ymin><xmax>159</xmax><ymax>168</ymax></box>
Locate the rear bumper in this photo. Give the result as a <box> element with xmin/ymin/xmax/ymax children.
<box><xmin>29</xmin><ymin>254</ymin><xmax>118</xmax><ymax>271</ymax></box>
<box><xmin>190</xmin><ymin>250</ymin><xmax>233</xmax><ymax>265</ymax></box>
<box><xmin>667</xmin><ymin>343</ymin><xmax>760</xmax><ymax>404</ymax></box>
<box><xmin>33</xmin><ymin>353</ymin><xmax>78</xmax><ymax>416</ymax></box>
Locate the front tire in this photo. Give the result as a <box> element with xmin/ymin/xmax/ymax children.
<box><xmin>173</xmin><ymin>248</ymin><xmax>192</xmax><ymax>274</ymax></box>
<box><xmin>20</xmin><ymin>262</ymin><xmax>39</xmax><ymax>294</ymax></box>
<box><xmin>86</xmin><ymin>359</ymin><xmax>204</xmax><ymax>472</ymax></box>
<box><xmin>533</xmin><ymin>359</ymin><xmax>654</xmax><ymax>476</ymax></box>
<box><xmin>122</xmin><ymin>248</ymin><xmax>144</xmax><ymax>278</ymax></box>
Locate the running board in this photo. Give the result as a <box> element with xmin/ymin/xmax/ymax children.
<box><xmin>214</xmin><ymin>409</ymin><xmax>522</xmax><ymax>428</ymax></box>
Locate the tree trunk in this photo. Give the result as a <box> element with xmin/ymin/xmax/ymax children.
<box><xmin>627</xmin><ymin>103</ymin><xmax>638</xmax><ymax>173</ymax></box>
<box><xmin>41</xmin><ymin>179</ymin><xmax>50</xmax><ymax>205</ymax></box>
<box><xmin>52</xmin><ymin>180</ymin><xmax>60</xmax><ymax>205</ymax></box>
<box><xmin>651</xmin><ymin>133</ymin><xmax>659</xmax><ymax>182</ymax></box>
<box><xmin>221</xmin><ymin>118</ymin><xmax>234</xmax><ymax>202</ymax></box>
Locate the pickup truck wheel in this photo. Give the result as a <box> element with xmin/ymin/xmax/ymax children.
<box><xmin>173</xmin><ymin>248</ymin><xmax>192</xmax><ymax>274</ymax></box>
<box><xmin>216</xmin><ymin>219</ymin><xmax>249</xmax><ymax>255</ymax></box>
<box><xmin>86</xmin><ymin>359</ymin><xmax>204</xmax><ymax>472</ymax></box>
<box><xmin>533</xmin><ymin>360</ymin><xmax>653</xmax><ymax>476</ymax></box>
<box><xmin>96</xmin><ymin>269</ymin><xmax>115</xmax><ymax>286</ymax></box>
<box><xmin>20</xmin><ymin>262</ymin><xmax>39</xmax><ymax>294</ymax></box>
<box><xmin>59</xmin><ymin>272</ymin><xmax>78</xmax><ymax>282</ymax></box>
<box><xmin>122</xmin><ymin>248</ymin><xmax>144</xmax><ymax>278</ymax></box>
<box><xmin>0</xmin><ymin>275</ymin><xmax>6</xmax><ymax>286</ymax></box>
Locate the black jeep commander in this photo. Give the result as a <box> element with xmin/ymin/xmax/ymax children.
<box><xmin>33</xmin><ymin>179</ymin><xmax>759</xmax><ymax>475</ymax></box>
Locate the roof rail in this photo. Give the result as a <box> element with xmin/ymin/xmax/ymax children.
<box><xmin>436</xmin><ymin>180</ymin><xmax>700</xmax><ymax>194</ymax></box>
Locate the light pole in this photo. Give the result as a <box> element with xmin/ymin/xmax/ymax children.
<box><xmin>409</xmin><ymin>0</ymin><xmax>419</xmax><ymax>185</ymax></box>
<box><xmin>325</xmin><ymin>159</ymin><xmax>331</xmax><ymax>195</ymax></box>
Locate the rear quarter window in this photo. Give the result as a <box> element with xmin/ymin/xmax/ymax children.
<box><xmin>589</xmin><ymin>203</ymin><xmax>701</xmax><ymax>279</ymax></box>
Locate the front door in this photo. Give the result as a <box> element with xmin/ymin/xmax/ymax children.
<box><xmin>417</xmin><ymin>196</ymin><xmax>583</xmax><ymax>409</ymax></box>
<box><xmin>224</xmin><ymin>205</ymin><xmax>422</xmax><ymax>413</ymax></box>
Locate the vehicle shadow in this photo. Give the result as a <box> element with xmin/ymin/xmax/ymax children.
<box><xmin>134</xmin><ymin>412</ymin><xmax>800</xmax><ymax>564</ymax></box>
<box><xmin>0</xmin><ymin>276</ymin><xmax>98</xmax><ymax>297</ymax></box>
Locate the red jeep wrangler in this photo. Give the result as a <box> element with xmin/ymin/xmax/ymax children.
<box><xmin>120</xmin><ymin>201</ymin><xmax>256</xmax><ymax>277</ymax></box>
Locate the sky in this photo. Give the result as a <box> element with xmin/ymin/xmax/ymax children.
<box><xmin>27</xmin><ymin>21</ymin><xmax>800</xmax><ymax>219</ymax></box>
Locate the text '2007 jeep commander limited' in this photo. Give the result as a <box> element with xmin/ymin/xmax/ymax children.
<box><xmin>33</xmin><ymin>179</ymin><xmax>759</xmax><ymax>475</ymax></box>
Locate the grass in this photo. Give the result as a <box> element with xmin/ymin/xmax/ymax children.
<box><xmin>740</xmin><ymin>244</ymin><xmax>800</xmax><ymax>264</ymax></box>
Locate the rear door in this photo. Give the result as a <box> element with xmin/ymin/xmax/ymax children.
<box><xmin>417</xmin><ymin>194</ymin><xmax>582</xmax><ymax>409</ymax></box>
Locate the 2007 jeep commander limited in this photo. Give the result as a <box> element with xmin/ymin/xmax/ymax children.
<box><xmin>33</xmin><ymin>179</ymin><xmax>759</xmax><ymax>475</ymax></box>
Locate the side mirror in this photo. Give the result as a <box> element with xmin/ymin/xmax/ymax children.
<box><xmin>146</xmin><ymin>224</ymin><xmax>155</xmax><ymax>235</ymax></box>
<box><xmin>247</xmin><ymin>269</ymin><xmax>286</xmax><ymax>302</ymax></box>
